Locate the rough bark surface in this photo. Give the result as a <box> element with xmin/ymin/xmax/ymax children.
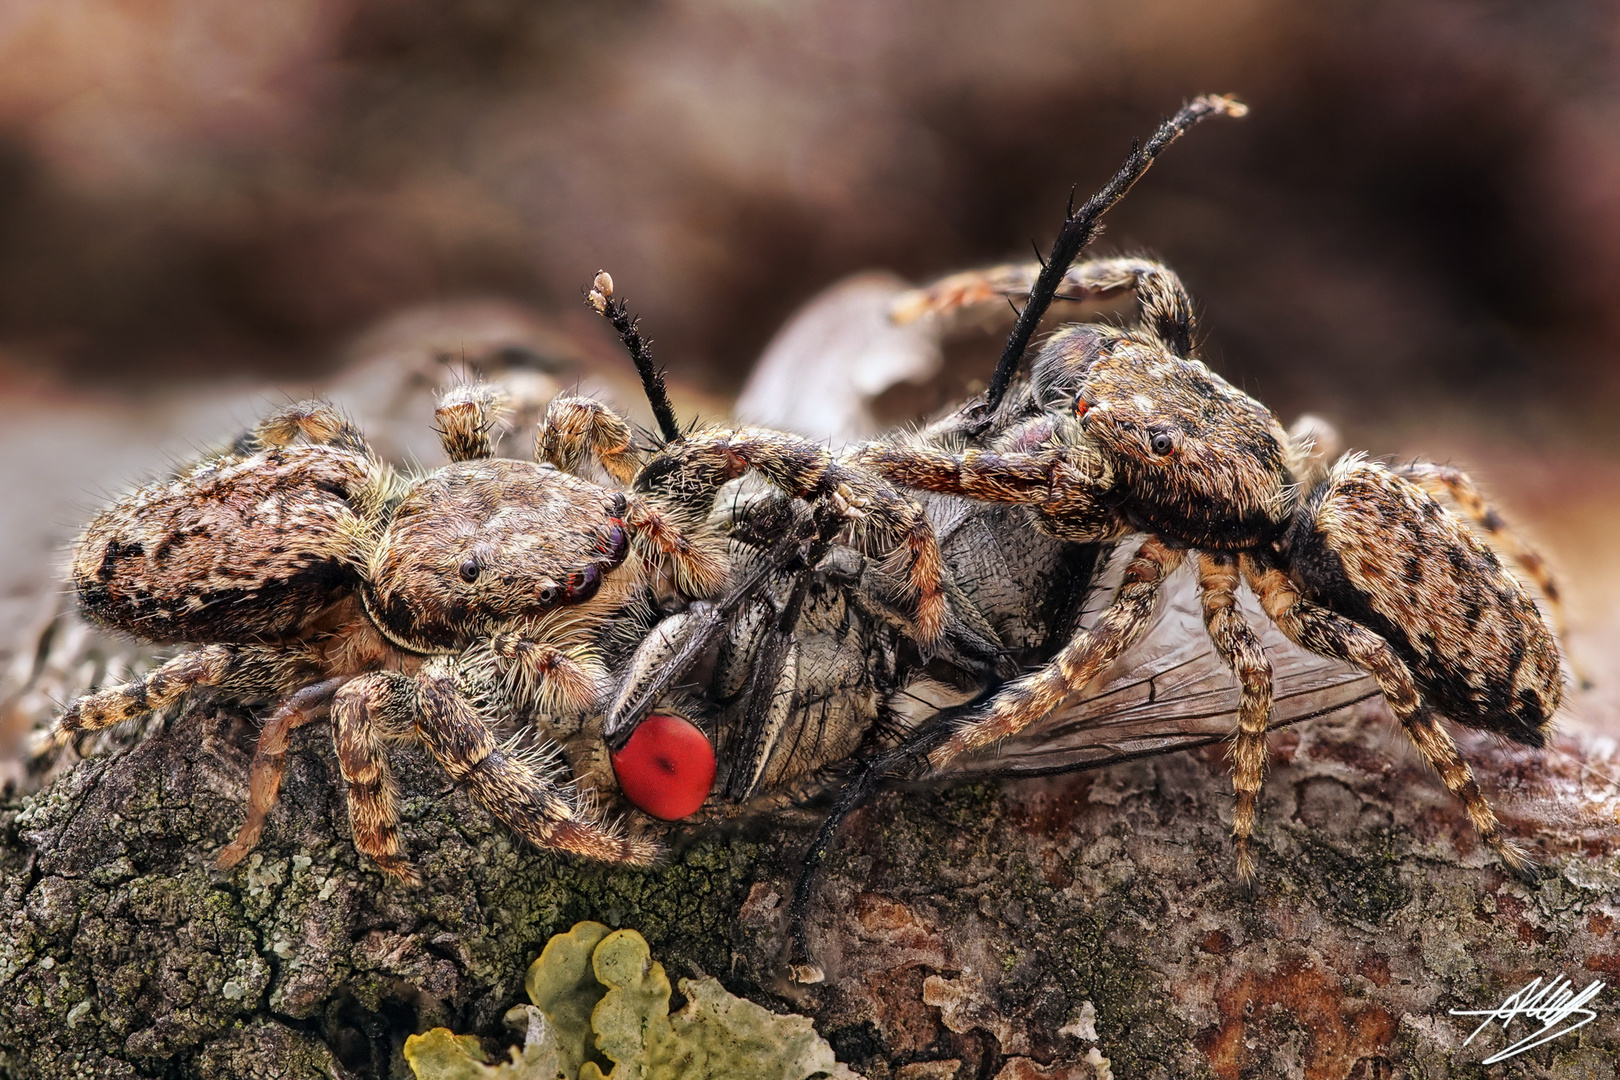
<box><xmin>3</xmin><ymin>695</ymin><xmax>1618</xmax><ymax>1080</ymax></box>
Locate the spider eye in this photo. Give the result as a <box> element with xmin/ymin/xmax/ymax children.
<box><xmin>539</xmin><ymin>584</ymin><xmax>560</xmax><ymax>605</ymax></box>
<box><xmin>1149</xmin><ymin>431</ymin><xmax>1176</xmax><ymax>456</ymax></box>
<box><xmin>458</xmin><ymin>557</ymin><xmax>481</xmax><ymax>583</ymax></box>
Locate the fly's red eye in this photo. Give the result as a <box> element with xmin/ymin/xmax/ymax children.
<box><xmin>610</xmin><ymin>714</ymin><xmax>716</xmax><ymax>820</ymax></box>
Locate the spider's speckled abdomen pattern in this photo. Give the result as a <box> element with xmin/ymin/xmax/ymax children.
<box><xmin>74</xmin><ymin>443</ymin><xmax>377</xmax><ymax>645</ymax></box>
<box><xmin>1284</xmin><ymin>456</ymin><xmax>1561</xmax><ymax>747</ymax></box>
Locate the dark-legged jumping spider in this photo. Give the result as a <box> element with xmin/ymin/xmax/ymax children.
<box><xmin>55</xmin><ymin>377</ymin><xmax>948</xmax><ymax>880</ymax></box>
<box><xmin>849</xmin><ymin>186</ymin><xmax>1568</xmax><ymax>885</ymax></box>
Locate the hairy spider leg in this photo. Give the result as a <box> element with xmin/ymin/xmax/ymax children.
<box><xmin>537</xmin><ymin>395</ymin><xmax>642</xmax><ymax>485</ymax></box>
<box><xmin>53</xmin><ymin>643</ymin><xmax>293</xmax><ymax>743</ymax></box>
<box><xmin>412</xmin><ymin>664</ymin><xmax>659</xmax><ymax>864</ymax></box>
<box><xmin>930</xmin><ymin>537</ymin><xmax>1184</xmax><ymax>766</ymax></box>
<box><xmin>231</xmin><ymin>398</ymin><xmax>400</xmax><ymax>537</ymax></box>
<box><xmin>434</xmin><ymin>383</ymin><xmax>511</xmax><ymax>463</ymax></box>
<box><xmin>846</xmin><ymin>436</ymin><xmax>1119</xmax><ymax>543</ymax></box>
<box><xmin>251</xmin><ymin>399</ymin><xmax>375</xmax><ymax>458</ymax></box>
<box><xmin>610</xmin><ymin>492</ymin><xmax>726</xmax><ymax>598</ymax></box>
<box><xmin>485</xmin><ymin>630</ymin><xmax>609</xmax><ymax>715</ymax></box>
<box><xmin>893</xmin><ymin>256</ymin><xmax>1199</xmax><ymax>358</ymax></box>
<box><xmin>216</xmin><ymin>675</ymin><xmax>350</xmax><ymax>869</ymax></box>
<box><xmin>330</xmin><ymin>666</ymin><xmax>659</xmax><ymax>882</ymax></box>
<box><xmin>331</xmin><ymin>671</ymin><xmax>419</xmax><ymax>882</ymax></box>
<box><xmin>1244</xmin><ymin>557</ymin><xmax>1534</xmax><ymax>878</ymax></box>
<box><xmin>1195</xmin><ymin>552</ymin><xmax>1275</xmax><ymax>881</ymax></box>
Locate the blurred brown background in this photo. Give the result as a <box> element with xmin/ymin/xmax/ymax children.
<box><xmin>4</xmin><ymin>0</ymin><xmax>1620</xmax><ymax>414</ymax></box>
<box><xmin>1</xmin><ymin>0</ymin><xmax>1617</xmax><ymax>730</ymax></box>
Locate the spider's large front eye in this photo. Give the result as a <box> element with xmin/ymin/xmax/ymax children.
<box><xmin>1149</xmin><ymin>431</ymin><xmax>1176</xmax><ymax>456</ymax></box>
<box><xmin>459</xmin><ymin>557</ymin><xmax>482</xmax><ymax>583</ymax></box>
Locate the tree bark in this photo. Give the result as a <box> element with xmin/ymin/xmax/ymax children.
<box><xmin>3</xmin><ymin>693</ymin><xmax>1617</xmax><ymax>1080</ymax></box>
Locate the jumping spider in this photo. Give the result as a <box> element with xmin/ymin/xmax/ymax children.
<box><xmin>851</xmin><ymin>226</ymin><xmax>1568</xmax><ymax>884</ymax></box>
<box><xmin>55</xmin><ymin>376</ymin><xmax>948</xmax><ymax>880</ymax></box>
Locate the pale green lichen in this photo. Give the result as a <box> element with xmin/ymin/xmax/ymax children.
<box><xmin>407</xmin><ymin>922</ymin><xmax>860</xmax><ymax>1080</ymax></box>
<box><xmin>403</xmin><ymin>1024</ymin><xmax>562</xmax><ymax>1080</ymax></box>
<box><xmin>525</xmin><ymin>921</ymin><xmax>614</xmax><ymax>1079</ymax></box>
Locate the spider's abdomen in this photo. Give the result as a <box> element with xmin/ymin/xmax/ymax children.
<box><xmin>72</xmin><ymin>446</ymin><xmax>371</xmax><ymax>644</ymax></box>
<box><xmin>1283</xmin><ymin>457</ymin><xmax>1562</xmax><ymax>745</ymax></box>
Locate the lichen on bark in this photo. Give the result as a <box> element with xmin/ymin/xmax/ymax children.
<box><xmin>0</xmin><ymin>704</ymin><xmax>777</xmax><ymax>1079</ymax></box>
<box><xmin>3</xmin><ymin>696</ymin><xmax>1619</xmax><ymax>1079</ymax></box>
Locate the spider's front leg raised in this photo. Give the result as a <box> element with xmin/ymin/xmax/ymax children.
<box><xmin>842</xmin><ymin>433</ymin><xmax>1145</xmax><ymax>765</ymax></box>
<box><xmin>892</xmin><ymin>256</ymin><xmax>1199</xmax><ymax>358</ymax></box>
<box><xmin>845</xmin><ymin>436</ymin><xmax>1118</xmax><ymax>545</ymax></box>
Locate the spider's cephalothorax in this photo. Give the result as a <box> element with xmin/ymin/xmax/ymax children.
<box><xmin>851</xmin><ymin>258</ymin><xmax>1568</xmax><ymax>881</ymax></box>
<box><xmin>365</xmin><ymin>460</ymin><xmax>637</xmax><ymax>658</ymax></box>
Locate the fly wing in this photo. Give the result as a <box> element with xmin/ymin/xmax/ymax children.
<box><xmin>942</xmin><ymin>559</ymin><xmax>1383</xmax><ymax>779</ymax></box>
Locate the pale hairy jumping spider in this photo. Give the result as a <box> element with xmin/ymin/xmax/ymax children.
<box><xmin>850</xmin><ymin>192</ymin><xmax>1569</xmax><ymax>883</ymax></box>
<box><xmin>55</xmin><ymin>373</ymin><xmax>949</xmax><ymax>880</ymax></box>
<box><xmin>57</xmin><ymin>398</ymin><xmax>659</xmax><ymax>879</ymax></box>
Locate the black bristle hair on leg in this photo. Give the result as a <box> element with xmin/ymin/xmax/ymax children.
<box><xmin>587</xmin><ymin>270</ymin><xmax>684</xmax><ymax>444</ymax></box>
